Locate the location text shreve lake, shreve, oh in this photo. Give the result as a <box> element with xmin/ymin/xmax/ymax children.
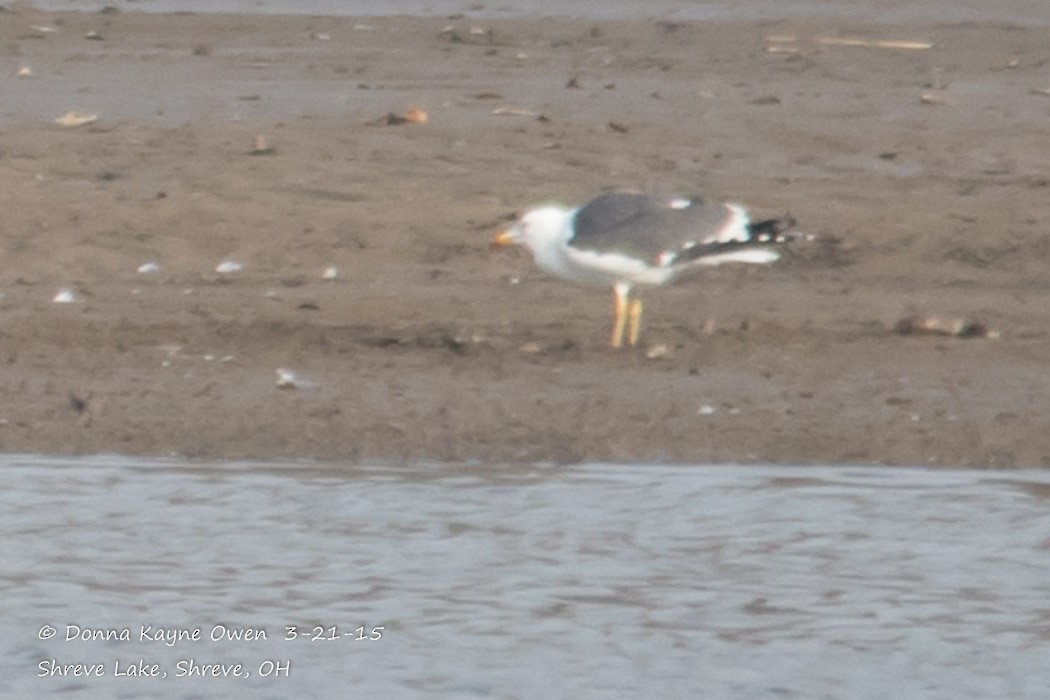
<box><xmin>38</xmin><ymin>658</ymin><xmax>291</xmax><ymax>678</ymax></box>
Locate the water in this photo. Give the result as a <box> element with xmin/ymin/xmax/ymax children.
<box><xmin>26</xmin><ymin>0</ymin><xmax>1050</xmax><ymax>26</ymax></box>
<box><xmin>2</xmin><ymin>455</ymin><xmax>1049</xmax><ymax>698</ymax></box>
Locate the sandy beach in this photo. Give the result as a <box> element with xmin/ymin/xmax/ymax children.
<box><xmin>1</xmin><ymin>5</ymin><xmax>1049</xmax><ymax>466</ymax></box>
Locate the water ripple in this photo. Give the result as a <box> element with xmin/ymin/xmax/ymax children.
<box><xmin>3</xmin><ymin>456</ymin><xmax>1049</xmax><ymax>698</ymax></box>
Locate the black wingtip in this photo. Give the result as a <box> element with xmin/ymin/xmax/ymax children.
<box><xmin>747</xmin><ymin>214</ymin><xmax>797</xmax><ymax>242</ymax></box>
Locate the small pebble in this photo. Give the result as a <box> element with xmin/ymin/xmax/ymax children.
<box><xmin>275</xmin><ymin>368</ymin><xmax>318</xmax><ymax>390</ymax></box>
<box><xmin>645</xmin><ymin>344</ymin><xmax>671</xmax><ymax>359</ymax></box>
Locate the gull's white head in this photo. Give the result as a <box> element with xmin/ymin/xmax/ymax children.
<box><xmin>491</xmin><ymin>205</ymin><xmax>572</xmax><ymax>256</ymax></box>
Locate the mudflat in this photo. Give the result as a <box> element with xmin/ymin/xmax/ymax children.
<box><xmin>1</xmin><ymin>6</ymin><xmax>1048</xmax><ymax>466</ymax></box>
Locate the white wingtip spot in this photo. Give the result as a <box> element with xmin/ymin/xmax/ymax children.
<box><xmin>668</xmin><ymin>197</ymin><xmax>692</xmax><ymax>210</ymax></box>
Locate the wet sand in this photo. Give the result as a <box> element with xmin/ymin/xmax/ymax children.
<box><xmin>1</xmin><ymin>6</ymin><xmax>1049</xmax><ymax>466</ymax></box>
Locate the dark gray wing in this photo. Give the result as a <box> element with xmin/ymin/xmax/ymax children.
<box><xmin>568</xmin><ymin>192</ymin><xmax>738</xmax><ymax>262</ymax></box>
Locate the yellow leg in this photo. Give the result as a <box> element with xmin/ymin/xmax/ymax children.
<box><xmin>627</xmin><ymin>298</ymin><xmax>643</xmax><ymax>347</ymax></box>
<box><xmin>610</xmin><ymin>284</ymin><xmax>630</xmax><ymax>348</ymax></box>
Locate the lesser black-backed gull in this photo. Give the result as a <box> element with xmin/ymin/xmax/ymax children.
<box><xmin>491</xmin><ymin>191</ymin><xmax>795</xmax><ymax>348</ymax></box>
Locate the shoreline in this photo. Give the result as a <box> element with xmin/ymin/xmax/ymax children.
<box><xmin>21</xmin><ymin>1</ymin><xmax>1050</xmax><ymax>27</ymax></box>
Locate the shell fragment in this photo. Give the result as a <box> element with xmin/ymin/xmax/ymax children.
<box><xmin>216</xmin><ymin>260</ymin><xmax>243</xmax><ymax>274</ymax></box>
<box><xmin>55</xmin><ymin>111</ymin><xmax>98</xmax><ymax>128</ymax></box>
